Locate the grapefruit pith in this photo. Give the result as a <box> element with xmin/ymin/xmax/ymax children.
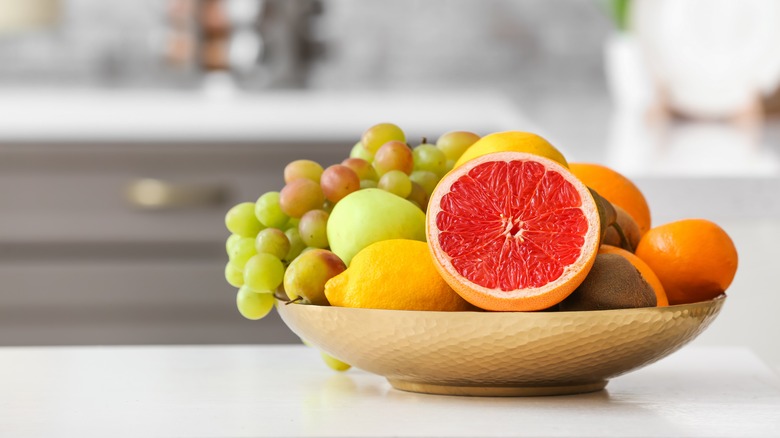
<box><xmin>427</xmin><ymin>152</ymin><xmax>600</xmax><ymax>311</ymax></box>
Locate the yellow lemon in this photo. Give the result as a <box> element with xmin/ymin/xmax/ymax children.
<box><xmin>454</xmin><ymin>131</ymin><xmax>568</xmax><ymax>169</ymax></box>
<box><xmin>324</xmin><ymin>239</ymin><xmax>475</xmax><ymax>311</ymax></box>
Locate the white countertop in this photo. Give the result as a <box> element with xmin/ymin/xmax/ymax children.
<box><xmin>0</xmin><ymin>88</ymin><xmax>537</xmax><ymax>144</ymax></box>
<box><xmin>1</xmin><ymin>345</ymin><xmax>778</xmax><ymax>437</ymax></box>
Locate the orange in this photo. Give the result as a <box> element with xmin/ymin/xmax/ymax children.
<box><xmin>454</xmin><ymin>131</ymin><xmax>568</xmax><ymax>169</ymax></box>
<box><xmin>569</xmin><ymin>163</ymin><xmax>651</xmax><ymax>236</ymax></box>
<box><xmin>599</xmin><ymin>245</ymin><xmax>668</xmax><ymax>307</ymax></box>
<box><xmin>635</xmin><ymin>219</ymin><xmax>738</xmax><ymax>305</ymax></box>
<box><xmin>427</xmin><ymin>151</ymin><xmax>600</xmax><ymax>311</ymax></box>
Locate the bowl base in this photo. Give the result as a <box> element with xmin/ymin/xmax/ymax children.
<box><xmin>387</xmin><ymin>379</ymin><xmax>608</xmax><ymax>397</ymax></box>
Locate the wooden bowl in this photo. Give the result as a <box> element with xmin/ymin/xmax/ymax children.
<box><xmin>276</xmin><ymin>295</ymin><xmax>725</xmax><ymax>396</ymax></box>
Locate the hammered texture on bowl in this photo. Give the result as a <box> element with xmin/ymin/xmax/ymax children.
<box><xmin>276</xmin><ymin>296</ymin><xmax>725</xmax><ymax>396</ymax></box>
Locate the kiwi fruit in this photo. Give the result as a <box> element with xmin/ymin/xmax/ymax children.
<box><xmin>589</xmin><ymin>187</ymin><xmax>617</xmax><ymax>242</ymax></box>
<box><xmin>603</xmin><ymin>205</ymin><xmax>641</xmax><ymax>252</ymax></box>
<box><xmin>559</xmin><ymin>254</ymin><xmax>657</xmax><ymax>311</ymax></box>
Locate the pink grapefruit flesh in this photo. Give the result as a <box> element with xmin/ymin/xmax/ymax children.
<box><xmin>427</xmin><ymin>152</ymin><xmax>600</xmax><ymax>311</ymax></box>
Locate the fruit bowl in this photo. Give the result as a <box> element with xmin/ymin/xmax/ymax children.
<box><xmin>276</xmin><ymin>295</ymin><xmax>726</xmax><ymax>397</ymax></box>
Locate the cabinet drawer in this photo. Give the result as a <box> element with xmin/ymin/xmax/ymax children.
<box><xmin>0</xmin><ymin>257</ymin><xmax>299</xmax><ymax>345</ymax></box>
<box><xmin>0</xmin><ymin>141</ymin><xmax>348</xmax><ymax>244</ymax></box>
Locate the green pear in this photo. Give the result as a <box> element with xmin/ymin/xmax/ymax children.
<box><xmin>327</xmin><ymin>188</ymin><xmax>426</xmax><ymax>265</ymax></box>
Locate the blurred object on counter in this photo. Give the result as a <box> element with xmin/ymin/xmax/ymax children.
<box><xmin>602</xmin><ymin>0</ymin><xmax>656</xmax><ymax>111</ymax></box>
<box><xmin>603</xmin><ymin>0</ymin><xmax>780</xmax><ymax>121</ymax></box>
<box><xmin>197</xmin><ymin>0</ymin><xmax>259</xmax><ymax>72</ymax></box>
<box><xmin>161</xmin><ymin>0</ymin><xmax>322</xmax><ymax>88</ymax></box>
<box><xmin>0</xmin><ymin>0</ymin><xmax>60</xmax><ymax>33</ymax></box>
<box><xmin>0</xmin><ymin>0</ymin><xmax>320</xmax><ymax>89</ymax></box>
<box><xmin>603</xmin><ymin>31</ymin><xmax>655</xmax><ymax>111</ymax></box>
<box><xmin>605</xmin><ymin>107</ymin><xmax>780</xmax><ymax>177</ymax></box>
<box><xmin>634</xmin><ymin>0</ymin><xmax>780</xmax><ymax>120</ymax></box>
<box><xmin>760</xmin><ymin>85</ymin><xmax>780</xmax><ymax>116</ymax></box>
<box><xmin>164</xmin><ymin>0</ymin><xmax>197</xmax><ymax>68</ymax></box>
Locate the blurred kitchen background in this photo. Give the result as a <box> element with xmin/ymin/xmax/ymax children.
<box><xmin>1</xmin><ymin>0</ymin><xmax>779</xmax><ymax>372</ymax></box>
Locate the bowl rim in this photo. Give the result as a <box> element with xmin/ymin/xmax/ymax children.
<box><xmin>276</xmin><ymin>294</ymin><xmax>726</xmax><ymax>317</ymax></box>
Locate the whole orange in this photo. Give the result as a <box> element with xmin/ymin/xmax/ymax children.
<box><xmin>635</xmin><ymin>219</ymin><xmax>738</xmax><ymax>305</ymax></box>
<box><xmin>569</xmin><ymin>163</ymin><xmax>652</xmax><ymax>236</ymax></box>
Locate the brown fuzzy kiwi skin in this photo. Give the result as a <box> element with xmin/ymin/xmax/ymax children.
<box><xmin>589</xmin><ymin>187</ymin><xmax>616</xmax><ymax>242</ymax></box>
<box><xmin>603</xmin><ymin>205</ymin><xmax>642</xmax><ymax>252</ymax></box>
<box><xmin>559</xmin><ymin>254</ymin><xmax>657</xmax><ymax>311</ymax></box>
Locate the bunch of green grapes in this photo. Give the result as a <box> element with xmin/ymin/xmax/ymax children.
<box><xmin>224</xmin><ymin>123</ymin><xmax>480</xmax><ymax>319</ymax></box>
<box><xmin>224</xmin><ymin>123</ymin><xmax>480</xmax><ymax>370</ymax></box>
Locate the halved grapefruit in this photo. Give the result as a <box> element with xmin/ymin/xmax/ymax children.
<box><xmin>427</xmin><ymin>152</ymin><xmax>600</xmax><ymax>311</ymax></box>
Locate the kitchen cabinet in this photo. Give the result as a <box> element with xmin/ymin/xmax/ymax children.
<box><xmin>0</xmin><ymin>141</ymin><xmax>350</xmax><ymax>345</ymax></box>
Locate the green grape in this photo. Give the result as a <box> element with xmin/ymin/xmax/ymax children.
<box><xmin>298</xmin><ymin>209</ymin><xmax>329</xmax><ymax>249</ymax></box>
<box><xmin>413</xmin><ymin>143</ymin><xmax>447</xmax><ymax>176</ymax></box>
<box><xmin>284</xmin><ymin>159</ymin><xmax>324</xmax><ymax>184</ymax></box>
<box><xmin>361</xmin><ymin>123</ymin><xmax>406</xmax><ymax>154</ymax></box>
<box><xmin>255</xmin><ymin>192</ymin><xmax>289</xmax><ymax>228</ymax></box>
<box><xmin>406</xmin><ymin>181</ymin><xmax>429</xmax><ymax>211</ymax></box>
<box><xmin>410</xmin><ymin>170</ymin><xmax>440</xmax><ymax>197</ymax></box>
<box><xmin>228</xmin><ymin>237</ymin><xmax>257</xmax><ymax>270</ymax></box>
<box><xmin>226</xmin><ymin>233</ymin><xmax>242</xmax><ymax>255</ymax></box>
<box><xmin>436</xmin><ymin>130</ymin><xmax>480</xmax><ymax>162</ymax></box>
<box><xmin>285</xmin><ymin>217</ymin><xmax>300</xmax><ymax>230</ymax></box>
<box><xmin>373</xmin><ymin>140</ymin><xmax>414</xmax><ymax>176</ymax></box>
<box><xmin>225</xmin><ymin>262</ymin><xmax>244</xmax><ymax>287</ymax></box>
<box><xmin>341</xmin><ymin>157</ymin><xmax>378</xmax><ymax>181</ymax></box>
<box><xmin>255</xmin><ymin>228</ymin><xmax>291</xmax><ymax>259</ymax></box>
<box><xmin>360</xmin><ymin>179</ymin><xmax>378</xmax><ymax>189</ymax></box>
<box><xmin>225</xmin><ymin>202</ymin><xmax>263</xmax><ymax>237</ymax></box>
<box><xmin>236</xmin><ymin>286</ymin><xmax>275</xmax><ymax>320</ymax></box>
<box><xmin>284</xmin><ymin>228</ymin><xmax>306</xmax><ymax>262</ymax></box>
<box><xmin>378</xmin><ymin>170</ymin><xmax>412</xmax><ymax>198</ymax></box>
<box><xmin>320</xmin><ymin>164</ymin><xmax>360</xmax><ymax>203</ymax></box>
<box><xmin>320</xmin><ymin>351</ymin><xmax>351</xmax><ymax>372</ymax></box>
<box><xmin>279</xmin><ymin>179</ymin><xmax>325</xmax><ymax>218</ymax></box>
<box><xmin>283</xmin><ymin>249</ymin><xmax>346</xmax><ymax>305</ymax></box>
<box><xmin>349</xmin><ymin>141</ymin><xmax>375</xmax><ymax>162</ymax></box>
<box><xmin>244</xmin><ymin>253</ymin><xmax>285</xmax><ymax>292</ymax></box>
<box><xmin>445</xmin><ymin>159</ymin><xmax>456</xmax><ymax>173</ymax></box>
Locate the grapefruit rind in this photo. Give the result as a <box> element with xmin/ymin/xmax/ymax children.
<box><xmin>427</xmin><ymin>152</ymin><xmax>600</xmax><ymax>312</ymax></box>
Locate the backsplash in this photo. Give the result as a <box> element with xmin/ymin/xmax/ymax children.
<box><xmin>308</xmin><ymin>1</ymin><xmax>613</xmax><ymax>95</ymax></box>
<box><xmin>0</xmin><ymin>0</ymin><xmax>614</xmax><ymax>94</ymax></box>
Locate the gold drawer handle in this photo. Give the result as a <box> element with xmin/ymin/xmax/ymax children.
<box><xmin>126</xmin><ymin>179</ymin><xmax>227</xmax><ymax>210</ymax></box>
